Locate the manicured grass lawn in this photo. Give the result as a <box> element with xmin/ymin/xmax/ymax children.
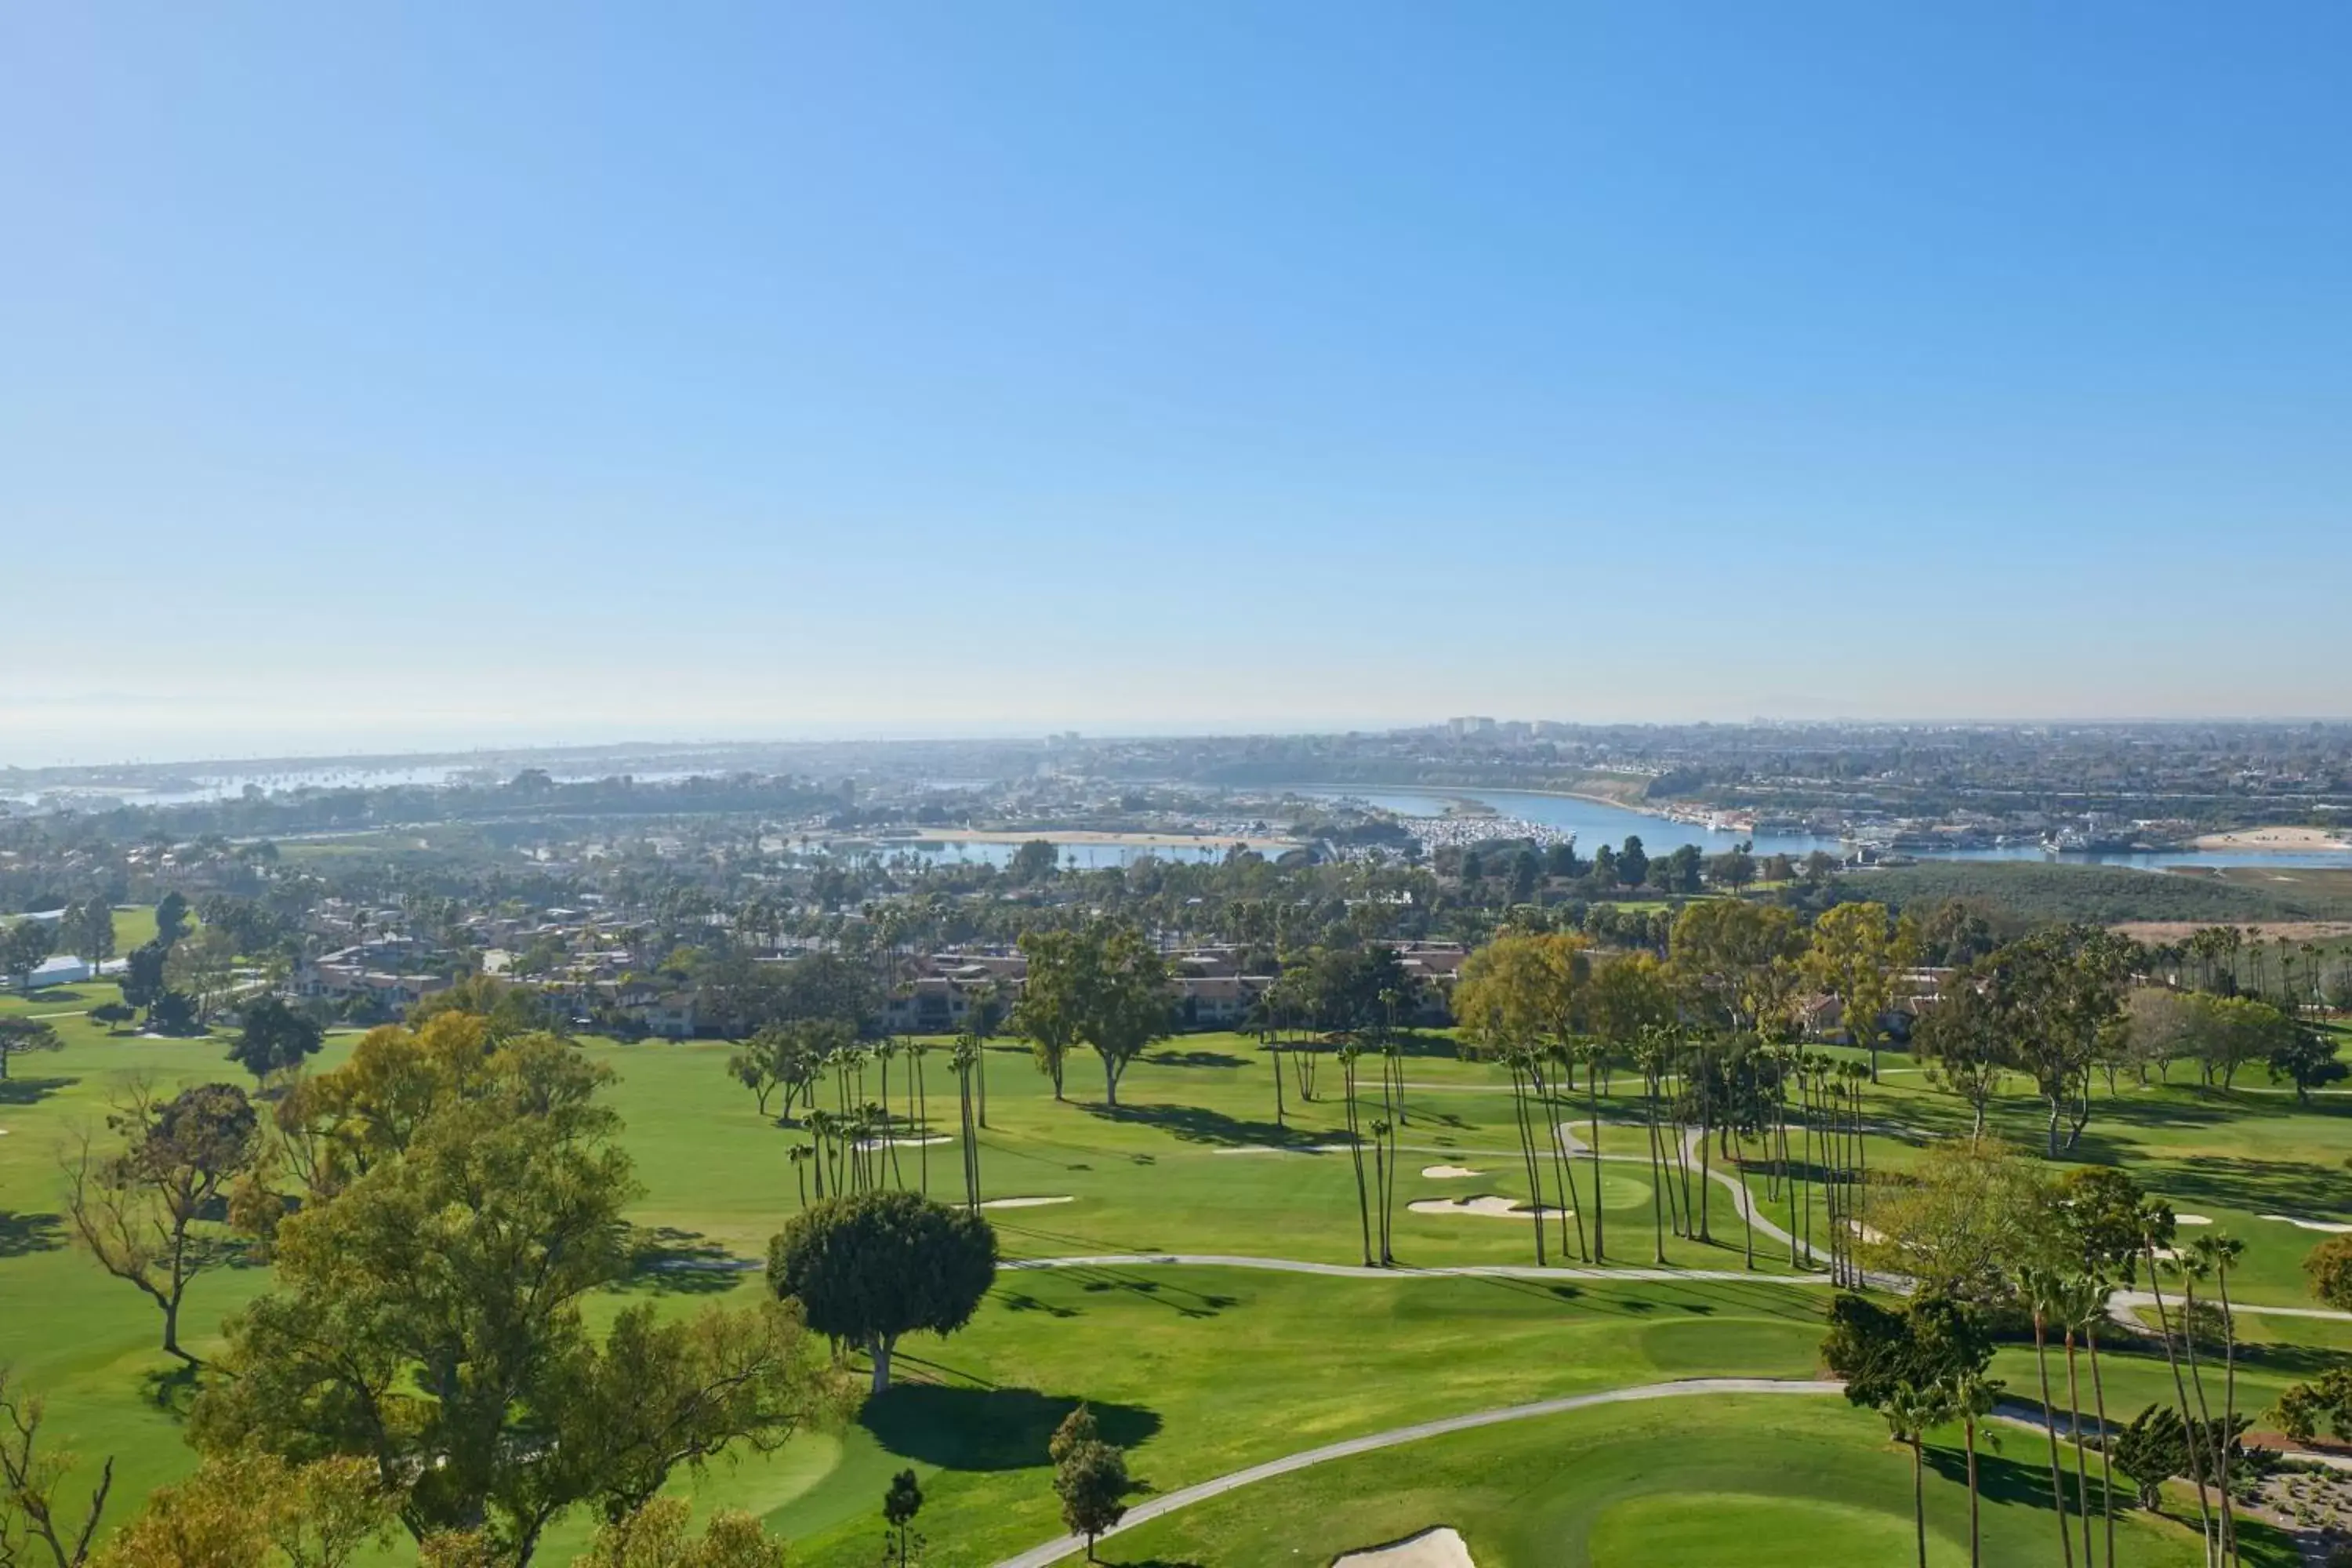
<box><xmin>3</xmin><ymin>1014</ymin><xmax>2348</xmax><ymax>1565</ymax></box>
<box><xmin>1095</xmin><ymin>1393</ymin><xmax>2245</xmax><ymax>1566</ymax></box>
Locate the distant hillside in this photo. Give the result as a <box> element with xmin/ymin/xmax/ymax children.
<box><xmin>1842</xmin><ymin>861</ymin><xmax>2352</xmax><ymax>926</ymax></box>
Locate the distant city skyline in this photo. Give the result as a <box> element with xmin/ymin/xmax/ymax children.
<box><xmin>6</xmin><ymin>3</ymin><xmax>2349</xmax><ymax>765</ymax></box>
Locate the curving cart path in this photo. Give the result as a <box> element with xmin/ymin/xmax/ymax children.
<box><xmin>989</xmin><ymin>1377</ymin><xmax>1844</xmax><ymax>1568</ymax></box>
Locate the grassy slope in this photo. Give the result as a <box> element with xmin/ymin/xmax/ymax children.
<box><xmin>4</xmin><ymin>1012</ymin><xmax>2349</xmax><ymax>1564</ymax></box>
<box><xmin>1099</xmin><ymin>1393</ymin><xmax>2237</xmax><ymax>1567</ymax></box>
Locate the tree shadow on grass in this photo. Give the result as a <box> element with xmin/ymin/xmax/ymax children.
<box><xmin>1144</xmin><ymin>1051</ymin><xmax>1248</xmax><ymax>1069</ymax></box>
<box><xmin>862</xmin><ymin>1385</ymin><xmax>1161</xmax><ymax>1471</ymax></box>
<box><xmin>1923</xmin><ymin>1439</ymin><xmax>2083</xmax><ymax>1509</ymax></box>
<box><xmin>140</xmin><ymin>1360</ymin><xmax>206</xmax><ymax>1418</ymax></box>
<box><xmin>1082</xmin><ymin>1102</ymin><xmax>1308</xmax><ymax>1148</ymax></box>
<box><xmin>616</xmin><ymin>1225</ymin><xmax>760</xmax><ymax>1295</ymax></box>
<box><xmin>0</xmin><ymin>1210</ymin><xmax>64</xmax><ymax>1257</ymax></box>
<box><xmin>0</xmin><ymin>1076</ymin><xmax>74</xmax><ymax>1106</ymax></box>
<box><xmin>2158</xmin><ymin>1156</ymin><xmax>2352</xmax><ymax>1216</ymax></box>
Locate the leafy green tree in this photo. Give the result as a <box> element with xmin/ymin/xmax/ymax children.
<box><xmin>74</xmin><ymin>901</ymin><xmax>118</xmax><ymax>974</ymax></box>
<box><xmin>192</xmin><ymin>1033</ymin><xmax>833</xmax><ymax>1563</ymax></box>
<box><xmin>881</xmin><ymin>1469</ymin><xmax>922</xmax><ymax>1568</ymax></box>
<box><xmin>0</xmin><ymin>1367</ymin><xmax>114</xmax><ymax>1568</ymax></box>
<box><xmin>569</xmin><ymin>1498</ymin><xmax>789</xmax><ymax>1568</ymax></box>
<box><xmin>227</xmin><ymin>996</ymin><xmax>326</xmax><ymax>1084</ymax></box>
<box><xmin>1821</xmin><ymin>1290</ymin><xmax>1992</xmax><ymax>1412</ymax></box>
<box><xmin>86</xmin><ymin>1002</ymin><xmax>135</xmax><ymax>1035</ymax></box>
<box><xmin>729</xmin><ymin>1019</ymin><xmax>841</xmax><ymax>1118</ymax></box>
<box><xmin>118</xmin><ymin>944</ymin><xmax>169</xmax><ymax>1022</ymax></box>
<box><xmin>1981</xmin><ymin>927</ymin><xmax>2136</xmax><ymax>1156</ymax></box>
<box><xmin>63</xmin><ymin>1081</ymin><xmax>260</xmax><ymax>1363</ymax></box>
<box><xmin>766</xmin><ymin>1189</ymin><xmax>996</xmax><ymax>1392</ymax></box>
<box><xmin>93</xmin><ymin>1450</ymin><xmax>396</xmax><ymax>1568</ymax></box>
<box><xmin>2</xmin><ymin>920</ymin><xmax>55</xmax><ymax>993</ymax></box>
<box><xmin>154</xmin><ymin>893</ymin><xmax>191</xmax><ymax>951</ymax></box>
<box><xmin>1915</xmin><ymin>972</ymin><xmax>2009</xmax><ymax>1138</ymax></box>
<box><xmin>1007</xmin><ymin>840</ymin><xmax>1060</xmax><ymax>884</ymax></box>
<box><xmin>2267</xmin><ymin>1025</ymin><xmax>2347</xmax><ymax>1103</ymax></box>
<box><xmin>1802</xmin><ymin>901</ymin><xmax>1915</xmax><ymax>1080</ymax></box>
<box><xmin>0</xmin><ymin>1018</ymin><xmax>64</xmax><ymax>1081</ymax></box>
<box><xmin>410</xmin><ymin>975</ymin><xmax>568</xmax><ymax>1044</ymax></box>
<box><xmin>1050</xmin><ymin>1406</ymin><xmax>1128</xmax><ymax>1563</ymax></box>
<box><xmin>1615</xmin><ymin>836</ymin><xmax>1649</xmax><ymax>890</ymax></box>
<box><xmin>1014</xmin><ymin>922</ymin><xmax>1171</xmax><ymax>1107</ymax></box>
<box><xmin>2309</xmin><ymin>1235</ymin><xmax>2352</xmax><ymax>1312</ymax></box>
<box><xmin>2111</xmin><ymin>1404</ymin><xmax>2187</xmax><ymax>1509</ymax></box>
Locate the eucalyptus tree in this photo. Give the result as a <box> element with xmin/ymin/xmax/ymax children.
<box><xmin>1803</xmin><ymin>900</ymin><xmax>1916</xmax><ymax>1081</ymax></box>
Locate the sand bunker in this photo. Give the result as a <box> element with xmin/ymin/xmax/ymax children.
<box><xmin>1334</xmin><ymin>1527</ymin><xmax>1476</xmax><ymax>1568</ymax></box>
<box><xmin>1407</xmin><ymin>1196</ymin><xmax>1566</xmax><ymax>1221</ymax></box>
<box><xmin>855</xmin><ymin>1134</ymin><xmax>953</xmax><ymax>1150</ymax></box>
<box><xmin>2261</xmin><ymin>1213</ymin><xmax>2352</xmax><ymax>1233</ymax></box>
<box><xmin>2174</xmin><ymin>1214</ymin><xmax>2214</xmax><ymax>1225</ymax></box>
<box><xmin>1421</xmin><ymin>1165</ymin><xmax>1484</xmax><ymax>1180</ymax></box>
<box><xmin>979</xmin><ymin>1195</ymin><xmax>1074</xmax><ymax>1210</ymax></box>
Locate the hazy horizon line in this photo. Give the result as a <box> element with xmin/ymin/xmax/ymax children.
<box><xmin>10</xmin><ymin>713</ymin><xmax>2352</xmax><ymax>778</ymax></box>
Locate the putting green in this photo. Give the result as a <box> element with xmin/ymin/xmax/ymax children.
<box><xmin>1591</xmin><ymin>1170</ymin><xmax>1652</xmax><ymax>1210</ymax></box>
<box><xmin>1584</xmin><ymin>1492</ymin><xmax>1965</xmax><ymax>1566</ymax></box>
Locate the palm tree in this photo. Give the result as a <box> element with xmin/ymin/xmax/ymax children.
<box><xmin>2020</xmin><ymin>1266</ymin><xmax>2076</xmax><ymax>1568</ymax></box>
<box><xmin>2189</xmin><ymin>1232</ymin><xmax>2247</xmax><ymax>1565</ymax></box>
<box><xmin>1336</xmin><ymin>1044</ymin><xmax>1375</xmax><ymax>1268</ymax></box>
<box><xmin>2172</xmin><ymin>1246</ymin><xmax>2228</xmax><ymax>1563</ymax></box>
<box><xmin>2057</xmin><ymin>1274</ymin><xmax>2107</xmax><ymax>1568</ymax></box>
<box><xmin>1581</xmin><ymin>1038</ymin><xmax>1608</xmax><ymax>1262</ymax></box>
<box><xmin>1885</xmin><ymin>1381</ymin><xmax>1946</xmax><ymax>1568</ymax></box>
<box><xmin>952</xmin><ymin>1033</ymin><xmax>982</xmax><ymax>1213</ymax></box>
<box><xmin>2078</xmin><ymin>1275</ymin><xmax>2122</xmax><ymax>1568</ymax></box>
<box><xmin>2139</xmin><ymin>1211</ymin><xmax>2215</xmax><ymax>1564</ymax></box>
<box><xmin>1944</xmin><ymin>1369</ymin><xmax>2001</xmax><ymax>1568</ymax></box>
<box><xmin>789</xmin><ymin>1142</ymin><xmax>811</xmax><ymax>1207</ymax></box>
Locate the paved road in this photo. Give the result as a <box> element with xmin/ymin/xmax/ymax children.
<box><xmin>2109</xmin><ymin>1291</ymin><xmax>2352</xmax><ymax>1325</ymax></box>
<box><xmin>989</xmin><ymin>1377</ymin><xmax>1844</xmax><ymax>1568</ymax></box>
<box><xmin>1002</xmin><ymin>1253</ymin><xmax>1832</xmax><ymax>1285</ymax></box>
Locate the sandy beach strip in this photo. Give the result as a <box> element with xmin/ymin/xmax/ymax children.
<box><xmin>2192</xmin><ymin>826</ymin><xmax>2352</xmax><ymax>851</ymax></box>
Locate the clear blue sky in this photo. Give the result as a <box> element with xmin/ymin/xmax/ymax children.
<box><xmin>5</xmin><ymin>3</ymin><xmax>2349</xmax><ymax>762</ymax></box>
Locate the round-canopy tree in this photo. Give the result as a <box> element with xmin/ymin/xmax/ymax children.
<box><xmin>767</xmin><ymin>1189</ymin><xmax>996</xmax><ymax>1392</ymax></box>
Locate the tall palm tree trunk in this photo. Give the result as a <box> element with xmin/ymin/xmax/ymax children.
<box><xmin>2217</xmin><ymin>1267</ymin><xmax>2240</xmax><ymax>1566</ymax></box>
<box><xmin>1588</xmin><ymin>1072</ymin><xmax>1606</xmax><ymax>1263</ymax></box>
<box><xmin>1506</xmin><ymin>1060</ymin><xmax>1547</xmax><ymax>1267</ymax></box>
<box><xmin>1911</xmin><ymin>1436</ymin><xmax>1927</xmax><ymax>1568</ymax></box>
<box><xmin>2143</xmin><ymin>1256</ymin><xmax>2216</xmax><ymax>1564</ymax></box>
<box><xmin>2033</xmin><ymin>1310</ymin><xmax>2076</xmax><ymax>1568</ymax></box>
<box><xmin>2066</xmin><ymin>1328</ymin><xmax>2092</xmax><ymax>1568</ymax></box>
<box><xmin>2180</xmin><ymin>1276</ymin><xmax>2226</xmax><ymax>1560</ymax></box>
<box><xmin>1964</xmin><ymin>1410</ymin><xmax>1982</xmax><ymax>1568</ymax></box>
<box><xmin>2088</xmin><ymin>1323</ymin><xmax>2115</xmax><ymax>1568</ymax></box>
